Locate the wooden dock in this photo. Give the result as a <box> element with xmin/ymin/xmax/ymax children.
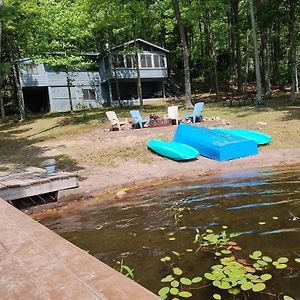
<box><xmin>0</xmin><ymin>167</ymin><xmax>78</xmax><ymax>202</ymax></box>
<box><xmin>0</xmin><ymin>198</ymin><xmax>158</xmax><ymax>300</ymax></box>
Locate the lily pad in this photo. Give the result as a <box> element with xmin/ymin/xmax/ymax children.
<box><xmin>213</xmin><ymin>294</ymin><xmax>222</xmax><ymax>300</ymax></box>
<box><xmin>191</xmin><ymin>277</ymin><xmax>202</xmax><ymax>283</ymax></box>
<box><xmin>257</xmin><ymin>260</ymin><xmax>269</xmax><ymax>267</ymax></box>
<box><xmin>218</xmin><ymin>281</ymin><xmax>231</xmax><ymax>289</ymax></box>
<box><xmin>260</xmin><ymin>274</ymin><xmax>272</xmax><ymax>281</ymax></box>
<box><xmin>173</xmin><ymin>267</ymin><xmax>183</xmax><ymax>276</ymax></box>
<box><xmin>161</xmin><ymin>275</ymin><xmax>174</xmax><ymax>283</ymax></box>
<box><xmin>252</xmin><ymin>283</ymin><xmax>266</xmax><ymax>292</ymax></box>
<box><xmin>278</xmin><ymin>257</ymin><xmax>289</xmax><ymax>264</ymax></box>
<box><xmin>170</xmin><ymin>287</ymin><xmax>179</xmax><ymax>295</ymax></box>
<box><xmin>180</xmin><ymin>277</ymin><xmax>192</xmax><ymax>286</ymax></box>
<box><xmin>283</xmin><ymin>296</ymin><xmax>295</xmax><ymax>300</ymax></box>
<box><xmin>228</xmin><ymin>288</ymin><xmax>240</xmax><ymax>295</ymax></box>
<box><xmin>221</xmin><ymin>249</ymin><xmax>232</xmax><ymax>255</ymax></box>
<box><xmin>204</xmin><ymin>272</ymin><xmax>215</xmax><ymax>280</ymax></box>
<box><xmin>161</xmin><ymin>256</ymin><xmax>171</xmax><ymax>262</ymax></box>
<box><xmin>253</xmin><ymin>251</ymin><xmax>262</xmax><ymax>257</ymax></box>
<box><xmin>171</xmin><ymin>280</ymin><xmax>180</xmax><ymax>288</ymax></box>
<box><xmin>295</xmin><ymin>258</ymin><xmax>300</xmax><ymax>263</ymax></box>
<box><xmin>227</xmin><ymin>241</ymin><xmax>237</xmax><ymax>246</ymax></box>
<box><xmin>245</xmin><ymin>266</ymin><xmax>256</xmax><ymax>273</ymax></box>
<box><xmin>158</xmin><ymin>287</ymin><xmax>170</xmax><ymax>297</ymax></box>
<box><xmin>241</xmin><ymin>281</ymin><xmax>253</xmax><ymax>291</ymax></box>
<box><xmin>262</xmin><ymin>256</ymin><xmax>272</xmax><ymax>262</ymax></box>
<box><xmin>178</xmin><ymin>291</ymin><xmax>192</xmax><ymax>298</ymax></box>
<box><xmin>275</xmin><ymin>263</ymin><xmax>287</xmax><ymax>269</ymax></box>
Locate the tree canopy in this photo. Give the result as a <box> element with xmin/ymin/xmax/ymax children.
<box><xmin>0</xmin><ymin>0</ymin><xmax>299</xmax><ymax>117</ymax></box>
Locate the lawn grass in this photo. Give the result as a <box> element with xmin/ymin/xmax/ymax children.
<box><xmin>0</xmin><ymin>95</ymin><xmax>299</xmax><ymax>172</ymax></box>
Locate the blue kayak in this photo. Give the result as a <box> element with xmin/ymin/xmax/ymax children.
<box><xmin>147</xmin><ymin>139</ymin><xmax>199</xmax><ymax>161</ymax></box>
<box><xmin>212</xmin><ymin>128</ymin><xmax>272</xmax><ymax>145</ymax></box>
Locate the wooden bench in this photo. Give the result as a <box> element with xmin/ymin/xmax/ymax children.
<box><xmin>222</xmin><ymin>92</ymin><xmax>256</xmax><ymax>107</ymax></box>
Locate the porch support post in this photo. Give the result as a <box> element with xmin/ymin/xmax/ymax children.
<box><xmin>162</xmin><ymin>80</ymin><xmax>166</xmax><ymax>98</ymax></box>
<box><xmin>108</xmin><ymin>81</ymin><xmax>113</xmax><ymax>104</ymax></box>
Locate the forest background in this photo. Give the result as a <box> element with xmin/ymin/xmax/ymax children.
<box><xmin>0</xmin><ymin>0</ymin><xmax>299</xmax><ymax>120</ymax></box>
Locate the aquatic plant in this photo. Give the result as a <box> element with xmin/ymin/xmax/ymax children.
<box><xmin>158</xmin><ymin>265</ymin><xmax>202</xmax><ymax>299</ymax></box>
<box><xmin>158</xmin><ymin>226</ymin><xmax>299</xmax><ymax>300</ymax></box>
<box><xmin>117</xmin><ymin>259</ymin><xmax>134</xmax><ymax>279</ymax></box>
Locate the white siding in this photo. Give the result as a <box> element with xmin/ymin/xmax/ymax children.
<box><xmin>19</xmin><ymin>63</ymin><xmax>49</xmax><ymax>87</ymax></box>
<box><xmin>49</xmin><ymin>86</ymin><xmax>103</xmax><ymax>112</ymax></box>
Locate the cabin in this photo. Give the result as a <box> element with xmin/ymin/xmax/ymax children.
<box><xmin>18</xmin><ymin>55</ymin><xmax>102</xmax><ymax>113</ymax></box>
<box><xmin>99</xmin><ymin>39</ymin><xmax>169</xmax><ymax>103</ymax></box>
<box><xmin>18</xmin><ymin>39</ymin><xmax>169</xmax><ymax>113</ymax></box>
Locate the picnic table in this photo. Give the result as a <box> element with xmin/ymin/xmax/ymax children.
<box><xmin>222</xmin><ymin>92</ymin><xmax>256</xmax><ymax>107</ymax></box>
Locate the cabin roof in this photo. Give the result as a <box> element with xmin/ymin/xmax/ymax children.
<box><xmin>111</xmin><ymin>38</ymin><xmax>169</xmax><ymax>53</ymax></box>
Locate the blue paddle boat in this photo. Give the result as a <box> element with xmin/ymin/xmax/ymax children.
<box><xmin>212</xmin><ymin>128</ymin><xmax>272</xmax><ymax>145</ymax></box>
<box><xmin>173</xmin><ymin>124</ymin><xmax>258</xmax><ymax>161</ymax></box>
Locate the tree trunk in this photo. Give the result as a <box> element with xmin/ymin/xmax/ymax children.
<box><xmin>172</xmin><ymin>0</ymin><xmax>192</xmax><ymax>108</ymax></box>
<box><xmin>66</xmin><ymin>72</ymin><xmax>73</xmax><ymax>112</ymax></box>
<box><xmin>261</xmin><ymin>28</ymin><xmax>272</xmax><ymax>98</ymax></box>
<box><xmin>12</xmin><ymin>62</ymin><xmax>25</xmax><ymax>120</ymax></box>
<box><xmin>243</xmin><ymin>31</ymin><xmax>251</xmax><ymax>91</ymax></box>
<box><xmin>273</xmin><ymin>22</ymin><xmax>281</xmax><ymax>89</ymax></box>
<box><xmin>288</xmin><ymin>0</ymin><xmax>297</xmax><ymax>102</ymax></box>
<box><xmin>0</xmin><ymin>0</ymin><xmax>5</xmax><ymax>120</ymax></box>
<box><xmin>230</xmin><ymin>0</ymin><xmax>242</xmax><ymax>91</ymax></box>
<box><xmin>198</xmin><ymin>22</ymin><xmax>204</xmax><ymax>57</ymax></box>
<box><xmin>249</xmin><ymin>0</ymin><xmax>263</xmax><ymax>105</ymax></box>
<box><xmin>203</xmin><ymin>18</ymin><xmax>213</xmax><ymax>88</ymax></box>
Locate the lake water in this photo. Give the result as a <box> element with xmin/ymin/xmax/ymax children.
<box><xmin>39</xmin><ymin>166</ymin><xmax>300</xmax><ymax>300</ymax></box>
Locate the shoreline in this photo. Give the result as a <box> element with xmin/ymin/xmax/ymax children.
<box><xmin>27</xmin><ymin>147</ymin><xmax>300</xmax><ymax>216</ymax></box>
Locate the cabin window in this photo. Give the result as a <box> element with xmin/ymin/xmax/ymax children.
<box><xmin>83</xmin><ymin>89</ymin><xmax>96</xmax><ymax>101</ymax></box>
<box><xmin>113</xmin><ymin>55</ymin><xmax>125</xmax><ymax>68</ymax></box>
<box><xmin>26</xmin><ymin>64</ymin><xmax>38</xmax><ymax>75</ymax></box>
<box><xmin>153</xmin><ymin>54</ymin><xmax>166</xmax><ymax>68</ymax></box>
<box><xmin>160</xmin><ymin>55</ymin><xmax>166</xmax><ymax>68</ymax></box>
<box><xmin>104</xmin><ymin>57</ymin><xmax>110</xmax><ymax>70</ymax></box>
<box><xmin>126</xmin><ymin>56</ymin><xmax>133</xmax><ymax>68</ymax></box>
<box><xmin>140</xmin><ymin>54</ymin><xmax>152</xmax><ymax>68</ymax></box>
<box><xmin>153</xmin><ymin>55</ymin><xmax>160</xmax><ymax>68</ymax></box>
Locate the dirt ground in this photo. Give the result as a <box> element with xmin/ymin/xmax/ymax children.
<box><xmin>54</xmin><ymin>121</ymin><xmax>300</xmax><ymax>202</ymax></box>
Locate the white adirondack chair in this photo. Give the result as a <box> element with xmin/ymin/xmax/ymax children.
<box><xmin>106</xmin><ymin>111</ymin><xmax>129</xmax><ymax>131</ymax></box>
<box><xmin>167</xmin><ymin>106</ymin><xmax>179</xmax><ymax>125</ymax></box>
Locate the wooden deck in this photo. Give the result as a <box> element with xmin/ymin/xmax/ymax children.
<box><xmin>0</xmin><ymin>167</ymin><xmax>78</xmax><ymax>201</ymax></box>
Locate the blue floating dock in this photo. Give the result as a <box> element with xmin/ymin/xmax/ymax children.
<box><xmin>212</xmin><ymin>128</ymin><xmax>272</xmax><ymax>145</ymax></box>
<box><xmin>147</xmin><ymin>139</ymin><xmax>199</xmax><ymax>161</ymax></box>
<box><xmin>173</xmin><ymin>124</ymin><xmax>258</xmax><ymax>162</ymax></box>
